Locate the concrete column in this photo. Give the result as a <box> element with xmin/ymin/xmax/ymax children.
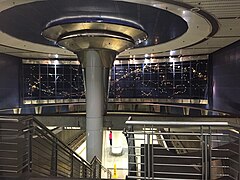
<box><xmin>78</xmin><ymin>50</ymin><xmax>115</xmax><ymax>162</ymax></box>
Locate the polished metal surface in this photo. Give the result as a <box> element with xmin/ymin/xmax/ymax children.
<box><xmin>58</xmin><ymin>35</ymin><xmax>134</xmax><ymax>53</ymax></box>
<box><xmin>1</xmin><ymin>0</ymin><xmax>237</xmax><ymax>59</ymax></box>
<box><xmin>22</xmin><ymin>98</ymin><xmax>208</xmax><ymax>105</ymax></box>
<box><xmin>0</xmin><ymin>101</ymin><xmax>231</xmax><ymax>117</ymax></box>
<box><xmin>22</xmin><ymin>59</ymin><xmax>80</xmax><ymax>65</ymax></box>
<box><xmin>22</xmin><ymin>55</ymin><xmax>208</xmax><ymax>65</ymax></box>
<box><xmin>0</xmin><ymin>116</ymin><xmax>111</xmax><ymax>179</ymax></box>
<box><xmin>125</xmin><ymin>120</ymin><xmax>240</xmax><ymax>179</ymax></box>
<box><xmin>42</xmin><ymin>21</ymin><xmax>147</xmax><ymax>43</ymax></box>
<box><xmin>42</xmin><ymin>18</ymin><xmax>147</xmax><ymax>54</ymax></box>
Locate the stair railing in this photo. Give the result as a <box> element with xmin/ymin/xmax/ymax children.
<box><xmin>125</xmin><ymin>120</ymin><xmax>240</xmax><ymax>180</ymax></box>
<box><xmin>21</xmin><ymin>115</ymin><xmax>93</xmax><ymax>178</ymax></box>
<box><xmin>91</xmin><ymin>156</ymin><xmax>112</xmax><ymax>179</ymax></box>
<box><xmin>0</xmin><ymin>116</ymin><xmax>93</xmax><ymax>179</ymax></box>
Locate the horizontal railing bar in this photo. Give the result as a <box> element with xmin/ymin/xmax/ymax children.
<box><xmin>129</xmin><ymin>162</ymin><xmax>145</xmax><ymax>165</ymax></box>
<box><xmin>0</xmin><ymin>128</ymin><xmax>18</xmax><ymax>132</ymax></box>
<box><xmin>154</xmin><ymin>171</ymin><xmax>202</xmax><ymax>176</ymax></box>
<box><xmin>154</xmin><ymin>147</ymin><xmax>201</xmax><ymax>150</ymax></box>
<box><xmin>128</xmin><ymin>132</ymin><xmax>203</xmax><ymax>136</ymax></box>
<box><xmin>153</xmin><ymin>155</ymin><xmax>202</xmax><ymax>159</ymax></box>
<box><xmin>126</xmin><ymin>121</ymin><xmax>230</xmax><ymax>126</ymax></box>
<box><xmin>154</xmin><ymin>139</ymin><xmax>201</xmax><ymax>142</ymax></box>
<box><xmin>0</xmin><ymin>169</ymin><xmax>18</xmax><ymax>173</ymax></box>
<box><xmin>0</xmin><ymin>149</ymin><xmax>17</xmax><ymax>153</ymax></box>
<box><xmin>0</xmin><ymin>164</ymin><xmax>18</xmax><ymax>168</ymax></box>
<box><xmin>57</xmin><ymin>160</ymin><xmax>71</xmax><ymax>169</ymax></box>
<box><xmin>32</xmin><ymin>163</ymin><xmax>51</xmax><ymax>172</ymax></box>
<box><xmin>32</xmin><ymin>142</ymin><xmax>52</xmax><ymax>155</ymax></box>
<box><xmin>58</xmin><ymin>169</ymin><xmax>71</xmax><ymax>177</ymax></box>
<box><xmin>212</xmin><ymin>149</ymin><xmax>239</xmax><ymax>155</ymax></box>
<box><xmin>32</xmin><ymin>146</ymin><xmax>52</xmax><ymax>157</ymax></box>
<box><xmin>0</xmin><ymin>141</ymin><xmax>17</xmax><ymax>145</ymax></box>
<box><xmin>128</xmin><ymin>146</ymin><xmax>145</xmax><ymax>148</ymax></box>
<box><xmin>128</xmin><ymin>154</ymin><xmax>144</xmax><ymax>157</ymax></box>
<box><xmin>211</xmin><ymin>140</ymin><xmax>230</xmax><ymax>143</ymax></box>
<box><xmin>211</xmin><ymin>165</ymin><xmax>229</xmax><ymax>168</ymax></box>
<box><xmin>57</xmin><ymin>153</ymin><xmax>72</xmax><ymax>163</ymax></box>
<box><xmin>154</xmin><ymin>163</ymin><xmax>202</xmax><ymax>168</ymax></box>
<box><xmin>0</xmin><ymin>156</ymin><xmax>17</xmax><ymax>160</ymax></box>
<box><xmin>57</xmin><ymin>165</ymin><xmax>71</xmax><ymax>174</ymax></box>
<box><xmin>212</xmin><ymin>157</ymin><xmax>229</xmax><ymax>160</ymax></box>
<box><xmin>128</xmin><ymin>170</ymin><xmax>145</xmax><ymax>173</ymax></box>
<box><xmin>32</xmin><ymin>167</ymin><xmax>51</xmax><ymax>177</ymax></box>
<box><xmin>215</xmin><ymin>174</ymin><xmax>232</xmax><ymax>177</ymax></box>
<box><xmin>0</xmin><ymin>118</ymin><xmax>18</xmax><ymax>122</ymax></box>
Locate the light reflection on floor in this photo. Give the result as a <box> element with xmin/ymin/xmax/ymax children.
<box><xmin>75</xmin><ymin>130</ymin><xmax>128</xmax><ymax>179</ymax></box>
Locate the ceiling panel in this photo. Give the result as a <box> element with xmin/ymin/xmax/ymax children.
<box><xmin>0</xmin><ymin>0</ymin><xmax>239</xmax><ymax>58</ymax></box>
<box><xmin>187</xmin><ymin>37</ymin><xmax>240</xmax><ymax>49</ymax></box>
<box><xmin>214</xmin><ymin>19</ymin><xmax>240</xmax><ymax>37</ymax></box>
<box><xmin>181</xmin><ymin>0</ymin><xmax>240</xmax><ymax>18</ymax></box>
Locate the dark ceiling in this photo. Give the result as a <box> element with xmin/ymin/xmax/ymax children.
<box><xmin>0</xmin><ymin>0</ymin><xmax>188</xmax><ymax>48</ymax></box>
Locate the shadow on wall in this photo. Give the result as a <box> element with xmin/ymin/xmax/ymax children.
<box><xmin>211</xmin><ymin>40</ymin><xmax>240</xmax><ymax>115</ymax></box>
<box><xmin>0</xmin><ymin>53</ymin><xmax>21</xmax><ymax>109</ymax></box>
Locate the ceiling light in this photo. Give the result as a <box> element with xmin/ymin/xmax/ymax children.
<box><xmin>54</xmin><ymin>60</ymin><xmax>59</xmax><ymax>65</ymax></box>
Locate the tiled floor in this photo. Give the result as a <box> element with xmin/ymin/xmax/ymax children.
<box><xmin>75</xmin><ymin>130</ymin><xmax>128</xmax><ymax>179</ymax></box>
<box><xmin>102</xmin><ymin>130</ymin><xmax>128</xmax><ymax>179</ymax></box>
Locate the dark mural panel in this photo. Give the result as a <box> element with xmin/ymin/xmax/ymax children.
<box><xmin>23</xmin><ymin>60</ymin><xmax>208</xmax><ymax>102</ymax></box>
<box><xmin>23</xmin><ymin>64</ymin><xmax>85</xmax><ymax>101</ymax></box>
<box><xmin>0</xmin><ymin>53</ymin><xmax>21</xmax><ymax>109</ymax></box>
<box><xmin>109</xmin><ymin>60</ymin><xmax>208</xmax><ymax>99</ymax></box>
<box><xmin>211</xmin><ymin>40</ymin><xmax>240</xmax><ymax>114</ymax></box>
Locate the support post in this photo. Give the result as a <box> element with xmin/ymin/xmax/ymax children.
<box><xmin>51</xmin><ymin>137</ymin><xmax>57</xmax><ymax>176</ymax></box>
<box><xmin>78</xmin><ymin>50</ymin><xmax>115</xmax><ymax>162</ymax></box>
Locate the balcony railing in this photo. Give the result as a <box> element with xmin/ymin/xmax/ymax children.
<box><xmin>0</xmin><ymin>116</ymin><xmax>111</xmax><ymax>179</ymax></box>
<box><xmin>0</xmin><ymin>102</ymin><xmax>230</xmax><ymax>116</ymax></box>
<box><xmin>125</xmin><ymin>120</ymin><xmax>240</xmax><ymax>179</ymax></box>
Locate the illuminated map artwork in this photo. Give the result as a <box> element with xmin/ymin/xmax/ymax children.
<box><xmin>109</xmin><ymin>60</ymin><xmax>207</xmax><ymax>99</ymax></box>
<box><xmin>23</xmin><ymin>60</ymin><xmax>208</xmax><ymax>102</ymax></box>
<box><xmin>23</xmin><ymin>64</ymin><xmax>85</xmax><ymax>101</ymax></box>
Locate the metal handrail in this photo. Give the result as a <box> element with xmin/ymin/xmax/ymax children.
<box><xmin>125</xmin><ymin>119</ymin><xmax>240</xmax><ymax>180</ymax></box>
<box><xmin>126</xmin><ymin>120</ymin><xmax>231</xmax><ymax>126</ymax></box>
<box><xmin>0</xmin><ymin>116</ymin><xmax>112</xmax><ymax>179</ymax></box>
<box><xmin>22</xmin><ymin>115</ymin><xmax>91</xmax><ymax>168</ymax></box>
<box><xmin>0</xmin><ymin>116</ymin><xmax>93</xmax><ymax>178</ymax></box>
<box><xmin>91</xmin><ymin>156</ymin><xmax>112</xmax><ymax>179</ymax></box>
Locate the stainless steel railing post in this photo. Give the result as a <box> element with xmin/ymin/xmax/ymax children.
<box><xmin>147</xmin><ymin>133</ymin><xmax>151</xmax><ymax>179</ymax></box>
<box><xmin>201</xmin><ymin>126</ymin><xmax>204</xmax><ymax>180</ymax></box>
<box><xmin>51</xmin><ymin>137</ymin><xmax>57</xmax><ymax>176</ymax></box>
<box><xmin>27</xmin><ymin>119</ymin><xmax>33</xmax><ymax>174</ymax></box>
<box><xmin>70</xmin><ymin>154</ymin><xmax>74</xmax><ymax>177</ymax></box>
<box><xmin>238</xmin><ymin>128</ymin><xmax>240</xmax><ymax>179</ymax></box>
<box><xmin>208</xmin><ymin>126</ymin><xmax>212</xmax><ymax>180</ymax></box>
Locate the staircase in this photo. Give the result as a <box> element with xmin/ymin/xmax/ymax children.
<box><xmin>126</xmin><ymin>120</ymin><xmax>240</xmax><ymax>180</ymax></box>
<box><xmin>0</xmin><ymin>116</ymin><xmax>111</xmax><ymax>180</ymax></box>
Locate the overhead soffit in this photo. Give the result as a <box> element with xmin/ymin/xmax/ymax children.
<box><xmin>0</xmin><ymin>0</ymin><xmax>239</xmax><ymax>59</ymax></box>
